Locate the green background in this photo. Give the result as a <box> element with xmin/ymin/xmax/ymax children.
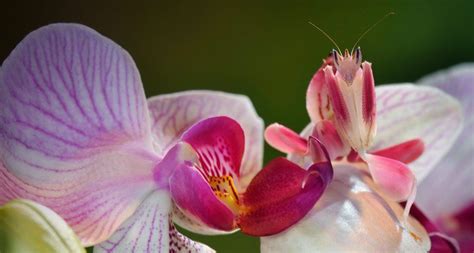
<box><xmin>1</xmin><ymin>0</ymin><xmax>473</xmax><ymax>252</ymax></box>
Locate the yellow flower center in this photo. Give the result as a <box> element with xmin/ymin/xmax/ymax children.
<box><xmin>208</xmin><ymin>175</ymin><xmax>240</xmax><ymax>214</ymax></box>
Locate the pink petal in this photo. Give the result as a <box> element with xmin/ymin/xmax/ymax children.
<box><xmin>373</xmin><ymin>85</ymin><xmax>463</xmax><ymax>182</ymax></box>
<box><xmin>147</xmin><ymin>91</ymin><xmax>263</xmax><ymax>189</ymax></box>
<box><xmin>306</xmin><ymin>67</ymin><xmax>332</xmax><ymax>123</ymax></box>
<box><xmin>311</xmin><ymin>120</ymin><xmax>350</xmax><ymax>160</ymax></box>
<box><xmin>264</xmin><ymin>123</ymin><xmax>308</xmax><ymax>154</ymax></box>
<box><xmin>181</xmin><ymin>116</ymin><xmax>244</xmax><ymax>181</ymax></box>
<box><xmin>416</xmin><ymin>64</ymin><xmax>474</xmax><ymax>220</ymax></box>
<box><xmin>95</xmin><ymin>190</ymin><xmax>215</xmax><ymax>253</ymax></box>
<box><xmin>365</xmin><ymin>154</ymin><xmax>415</xmax><ymax>202</ymax></box>
<box><xmin>169</xmin><ymin>162</ymin><xmax>235</xmax><ymax>232</ymax></box>
<box><xmin>239</xmin><ymin>157</ymin><xmax>333</xmax><ymax>236</ymax></box>
<box><xmin>371</xmin><ymin>139</ymin><xmax>425</xmax><ymax>164</ymax></box>
<box><xmin>0</xmin><ymin>24</ymin><xmax>155</xmax><ymax>245</ymax></box>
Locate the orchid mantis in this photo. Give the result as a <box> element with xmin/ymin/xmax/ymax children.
<box><xmin>263</xmin><ymin>48</ymin><xmax>465</xmax><ymax>252</ymax></box>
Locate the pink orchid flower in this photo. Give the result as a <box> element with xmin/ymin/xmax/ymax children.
<box><xmin>0</xmin><ymin>24</ymin><xmax>333</xmax><ymax>252</ymax></box>
<box><xmin>263</xmin><ymin>49</ymin><xmax>464</xmax><ymax>252</ymax></box>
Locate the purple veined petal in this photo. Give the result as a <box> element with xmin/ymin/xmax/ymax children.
<box><xmin>94</xmin><ymin>190</ymin><xmax>215</xmax><ymax>253</ymax></box>
<box><xmin>0</xmin><ymin>24</ymin><xmax>155</xmax><ymax>245</ymax></box>
<box><xmin>147</xmin><ymin>91</ymin><xmax>264</xmax><ymax>189</ymax></box>
<box><xmin>0</xmin><ymin>148</ymin><xmax>157</xmax><ymax>246</ymax></box>
<box><xmin>416</xmin><ymin>64</ymin><xmax>474</xmax><ymax>222</ymax></box>
<box><xmin>260</xmin><ymin>164</ymin><xmax>431</xmax><ymax>253</ymax></box>
<box><xmin>372</xmin><ymin>84</ymin><xmax>463</xmax><ymax>182</ymax></box>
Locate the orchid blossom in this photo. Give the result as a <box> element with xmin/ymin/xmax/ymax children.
<box><xmin>0</xmin><ymin>23</ymin><xmax>335</xmax><ymax>252</ymax></box>
<box><xmin>411</xmin><ymin>64</ymin><xmax>473</xmax><ymax>252</ymax></box>
<box><xmin>263</xmin><ymin>48</ymin><xmax>464</xmax><ymax>252</ymax></box>
<box><xmin>0</xmin><ymin>199</ymin><xmax>85</xmax><ymax>252</ymax></box>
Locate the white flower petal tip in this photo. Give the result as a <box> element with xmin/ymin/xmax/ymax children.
<box><xmin>0</xmin><ymin>199</ymin><xmax>85</xmax><ymax>253</ymax></box>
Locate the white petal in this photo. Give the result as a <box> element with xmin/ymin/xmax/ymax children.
<box><xmin>373</xmin><ymin>84</ymin><xmax>463</xmax><ymax>181</ymax></box>
<box><xmin>417</xmin><ymin>64</ymin><xmax>474</xmax><ymax>219</ymax></box>
<box><xmin>95</xmin><ymin>190</ymin><xmax>215</xmax><ymax>253</ymax></box>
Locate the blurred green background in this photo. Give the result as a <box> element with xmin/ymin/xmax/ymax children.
<box><xmin>1</xmin><ymin>0</ymin><xmax>473</xmax><ymax>252</ymax></box>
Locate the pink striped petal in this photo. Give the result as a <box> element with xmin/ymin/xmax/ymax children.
<box><xmin>417</xmin><ymin>64</ymin><xmax>474</xmax><ymax>221</ymax></box>
<box><xmin>373</xmin><ymin>85</ymin><xmax>463</xmax><ymax>182</ymax></box>
<box><xmin>181</xmin><ymin>116</ymin><xmax>244</xmax><ymax>181</ymax></box>
<box><xmin>261</xmin><ymin>164</ymin><xmax>430</xmax><ymax>253</ymax></box>
<box><xmin>239</xmin><ymin>157</ymin><xmax>333</xmax><ymax>236</ymax></box>
<box><xmin>95</xmin><ymin>190</ymin><xmax>215</xmax><ymax>253</ymax></box>
<box><xmin>169</xmin><ymin>163</ymin><xmax>236</xmax><ymax>232</ymax></box>
<box><xmin>0</xmin><ymin>24</ymin><xmax>155</xmax><ymax>245</ymax></box>
<box><xmin>312</xmin><ymin>120</ymin><xmax>350</xmax><ymax>160</ymax></box>
<box><xmin>264</xmin><ymin>123</ymin><xmax>308</xmax><ymax>154</ymax></box>
<box><xmin>147</xmin><ymin>91</ymin><xmax>263</xmax><ymax>189</ymax></box>
<box><xmin>306</xmin><ymin>66</ymin><xmax>332</xmax><ymax>123</ymax></box>
<box><xmin>365</xmin><ymin>154</ymin><xmax>415</xmax><ymax>202</ymax></box>
<box><xmin>371</xmin><ymin>139</ymin><xmax>425</xmax><ymax>164</ymax></box>
<box><xmin>94</xmin><ymin>191</ymin><xmax>172</xmax><ymax>253</ymax></box>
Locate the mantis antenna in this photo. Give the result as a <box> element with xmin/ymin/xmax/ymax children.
<box><xmin>351</xmin><ymin>12</ymin><xmax>396</xmax><ymax>54</ymax></box>
<box><xmin>308</xmin><ymin>21</ymin><xmax>342</xmax><ymax>55</ymax></box>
